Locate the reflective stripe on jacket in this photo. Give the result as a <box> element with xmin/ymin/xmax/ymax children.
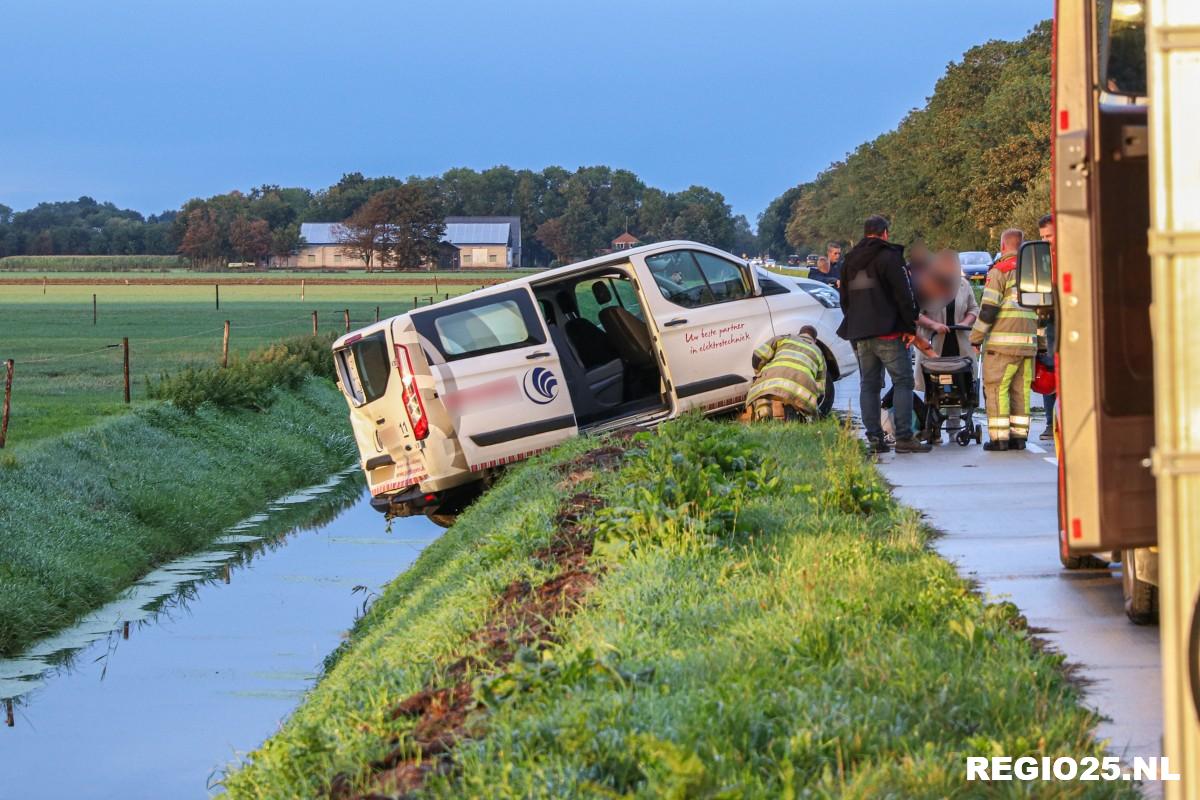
<box><xmin>746</xmin><ymin>334</ymin><xmax>826</xmax><ymax>413</ymax></box>
<box><xmin>969</xmin><ymin>256</ymin><xmax>1037</xmax><ymax>356</ymax></box>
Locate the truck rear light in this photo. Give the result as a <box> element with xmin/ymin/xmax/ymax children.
<box><xmin>1071</xmin><ymin>517</ymin><xmax>1082</xmax><ymax>539</ymax></box>
<box><xmin>393</xmin><ymin>343</ymin><xmax>429</xmax><ymax>440</ymax></box>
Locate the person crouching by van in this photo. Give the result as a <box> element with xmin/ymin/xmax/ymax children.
<box><xmin>740</xmin><ymin>326</ymin><xmax>826</xmax><ymax>422</ymax></box>
<box><xmin>970</xmin><ymin>228</ymin><xmax>1038</xmax><ymax>451</ymax></box>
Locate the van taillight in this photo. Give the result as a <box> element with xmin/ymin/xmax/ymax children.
<box><xmin>393</xmin><ymin>344</ymin><xmax>429</xmax><ymax>440</ymax></box>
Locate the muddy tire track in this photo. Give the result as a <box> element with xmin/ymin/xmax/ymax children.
<box><xmin>331</xmin><ymin>443</ymin><xmax>628</xmax><ymax>799</ymax></box>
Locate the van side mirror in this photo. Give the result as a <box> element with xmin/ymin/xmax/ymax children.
<box><xmin>1017</xmin><ymin>240</ymin><xmax>1053</xmax><ymax>310</ymax></box>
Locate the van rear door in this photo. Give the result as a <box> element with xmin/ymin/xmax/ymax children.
<box><xmin>333</xmin><ymin>324</ymin><xmax>432</xmax><ymax>498</ymax></box>
<box><xmin>412</xmin><ymin>287</ymin><xmax>578</xmax><ymax>471</ymax></box>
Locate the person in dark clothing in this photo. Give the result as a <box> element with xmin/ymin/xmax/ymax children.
<box><xmin>837</xmin><ymin>215</ymin><xmax>931</xmax><ymax>454</ymax></box>
<box><xmin>823</xmin><ymin>241</ymin><xmax>843</xmax><ymax>286</ymax></box>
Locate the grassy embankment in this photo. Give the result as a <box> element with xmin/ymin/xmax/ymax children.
<box><xmin>0</xmin><ymin>279</ymin><xmax>521</xmax><ymax>443</ymax></box>
<box><xmin>223</xmin><ymin>417</ymin><xmax>1127</xmax><ymax>799</ymax></box>
<box><xmin>0</xmin><ymin>374</ymin><xmax>356</xmax><ymax>658</ymax></box>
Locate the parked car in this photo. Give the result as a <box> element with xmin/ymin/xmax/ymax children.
<box><xmin>805</xmin><ymin>254</ymin><xmax>821</xmax><ymax>267</ymax></box>
<box><xmin>959</xmin><ymin>250</ymin><xmax>993</xmax><ymax>281</ymax></box>
<box><xmin>332</xmin><ymin>241</ymin><xmax>857</xmax><ymax>518</ymax></box>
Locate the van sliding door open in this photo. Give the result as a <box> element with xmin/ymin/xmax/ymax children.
<box><xmin>411</xmin><ymin>288</ymin><xmax>578</xmax><ymax>472</ymax></box>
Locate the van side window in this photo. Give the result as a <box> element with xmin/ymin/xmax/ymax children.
<box><xmin>758</xmin><ymin>277</ymin><xmax>790</xmax><ymax>296</ymax></box>
<box><xmin>646</xmin><ymin>251</ymin><xmax>750</xmax><ymax>308</ymax></box>
<box><xmin>574</xmin><ymin>275</ymin><xmax>646</xmax><ymax>326</ymax></box>
<box><xmin>610</xmin><ymin>278</ymin><xmax>646</xmax><ymax>319</ymax></box>
<box><xmin>414</xmin><ymin>289</ymin><xmax>546</xmax><ymax>362</ymax></box>
<box><xmin>692</xmin><ymin>252</ymin><xmax>750</xmax><ymax>302</ymax></box>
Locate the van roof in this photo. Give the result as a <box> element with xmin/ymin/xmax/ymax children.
<box><xmin>333</xmin><ymin>240</ymin><xmax>733</xmax><ymax>348</ymax></box>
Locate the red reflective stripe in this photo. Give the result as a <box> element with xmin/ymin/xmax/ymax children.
<box><xmin>1059</xmin><ymin>109</ymin><xmax>1070</xmax><ymax>130</ymax></box>
<box><xmin>1071</xmin><ymin>517</ymin><xmax>1082</xmax><ymax>539</ymax></box>
<box><xmin>1062</xmin><ymin>273</ymin><xmax>1072</xmax><ymax>293</ymax></box>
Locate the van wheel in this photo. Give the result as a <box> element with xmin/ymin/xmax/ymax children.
<box><xmin>818</xmin><ymin>360</ymin><xmax>835</xmax><ymax>417</ymax></box>
<box><xmin>424</xmin><ymin>511</ymin><xmax>457</xmax><ymax>529</ymax></box>
<box><xmin>1121</xmin><ymin>549</ymin><xmax>1158</xmax><ymax>625</ymax></box>
<box><xmin>1058</xmin><ymin>523</ymin><xmax>1109</xmax><ymax>569</ymax></box>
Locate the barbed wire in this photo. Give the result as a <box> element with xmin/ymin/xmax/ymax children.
<box><xmin>13</xmin><ymin>344</ymin><xmax>124</xmax><ymax>365</ymax></box>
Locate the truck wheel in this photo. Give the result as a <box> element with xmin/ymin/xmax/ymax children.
<box><xmin>1121</xmin><ymin>548</ymin><xmax>1158</xmax><ymax>625</ymax></box>
<box><xmin>818</xmin><ymin>359</ymin><xmax>835</xmax><ymax>417</ymax></box>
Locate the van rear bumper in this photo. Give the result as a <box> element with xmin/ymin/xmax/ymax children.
<box><xmin>369</xmin><ymin>485</ymin><xmax>439</xmax><ymax>515</ymax></box>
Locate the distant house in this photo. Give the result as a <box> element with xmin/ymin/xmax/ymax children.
<box><xmin>442</xmin><ymin>216</ymin><xmax>522</xmax><ymax>269</ymax></box>
<box><xmin>611</xmin><ymin>232</ymin><xmax>641</xmax><ymax>251</ymax></box>
<box><xmin>283</xmin><ymin>223</ymin><xmax>357</xmax><ymax>269</ymax></box>
<box><xmin>443</xmin><ymin>216</ymin><xmax>522</xmax><ymax>269</ymax></box>
<box><xmin>278</xmin><ymin>217</ymin><xmax>523</xmax><ymax>270</ymax></box>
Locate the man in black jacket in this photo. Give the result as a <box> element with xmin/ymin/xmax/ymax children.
<box><xmin>837</xmin><ymin>215</ymin><xmax>930</xmax><ymax>453</ymax></box>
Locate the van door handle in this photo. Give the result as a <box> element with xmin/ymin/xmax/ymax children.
<box><xmin>664</xmin><ymin>318</ymin><xmax>688</xmax><ymax>327</ymax></box>
<box><xmin>526</xmin><ymin>350</ymin><xmax>551</xmax><ymax>360</ymax></box>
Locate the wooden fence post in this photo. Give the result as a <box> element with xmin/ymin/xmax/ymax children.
<box><xmin>375</xmin><ymin>305</ymin><xmax>380</xmax><ymax>322</ymax></box>
<box><xmin>344</xmin><ymin>308</ymin><xmax>350</xmax><ymax>333</ymax></box>
<box><xmin>311</xmin><ymin>310</ymin><xmax>318</xmax><ymax>335</ymax></box>
<box><xmin>412</xmin><ymin>296</ymin><xmax>418</xmax><ymax>309</ymax></box>
<box><xmin>215</xmin><ymin>283</ymin><xmax>220</xmax><ymax>310</ymax></box>
<box><xmin>222</xmin><ymin>321</ymin><xmax>230</xmax><ymax>368</ymax></box>
<box><xmin>42</xmin><ymin>276</ymin><xmax>46</xmax><ymax>295</ymax></box>
<box><xmin>93</xmin><ymin>293</ymin><xmax>97</xmax><ymax>325</ymax></box>
<box><xmin>122</xmin><ymin>338</ymin><xmax>130</xmax><ymax>404</ymax></box>
<box><xmin>300</xmin><ymin>279</ymin><xmax>305</xmax><ymax>301</ymax></box>
<box><xmin>1</xmin><ymin>359</ymin><xmax>13</xmax><ymax>449</ymax></box>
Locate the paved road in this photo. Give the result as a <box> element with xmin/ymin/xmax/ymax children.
<box><xmin>833</xmin><ymin>374</ymin><xmax>1164</xmax><ymax>776</ymax></box>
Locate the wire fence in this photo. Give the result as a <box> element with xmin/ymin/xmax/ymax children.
<box><xmin>0</xmin><ymin>299</ymin><xmax>452</xmax><ymax>448</ymax></box>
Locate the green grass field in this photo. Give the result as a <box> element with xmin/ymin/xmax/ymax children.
<box><xmin>0</xmin><ymin>279</ymin><xmax>520</xmax><ymax>444</ymax></box>
<box><xmin>0</xmin><ymin>255</ymin><xmax>186</xmax><ymax>271</ymax></box>
<box><xmin>222</xmin><ymin>418</ymin><xmax>1127</xmax><ymax>799</ymax></box>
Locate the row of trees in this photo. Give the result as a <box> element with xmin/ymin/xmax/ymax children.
<box><xmin>2</xmin><ymin>166</ymin><xmax>756</xmax><ymax>268</ymax></box>
<box><xmin>758</xmin><ymin>21</ymin><xmax>1052</xmax><ymax>257</ymax></box>
<box><xmin>0</xmin><ymin>198</ymin><xmax>177</xmax><ymax>258</ymax></box>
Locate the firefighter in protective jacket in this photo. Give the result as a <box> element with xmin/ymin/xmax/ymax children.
<box><xmin>970</xmin><ymin>229</ymin><xmax>1039</xmax><ymax>450</ymax></box>
<box><xmin>741</xmin><ymin>326</ymin><xmax>826</xmax><ymax>422</ymax></box>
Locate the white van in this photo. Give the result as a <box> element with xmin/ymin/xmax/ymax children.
<box><xmin>332</xmin><ymin>241</ymin><xmax>856</xmax><ymax>516</ymax></box>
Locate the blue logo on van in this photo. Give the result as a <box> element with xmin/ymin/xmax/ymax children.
<box><xmin>523</xmin><ymin>367</ymin><xmax>559</xmax><ymax>404</ymax></box>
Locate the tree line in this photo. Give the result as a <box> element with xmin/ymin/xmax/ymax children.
<box><xmin>759</xmin><ymin>21</ymin><xmax>1051</xmax><ymax>257</ymax></box>
<box><xmin>0</xmin><ymin>198</ymin><xmax>177</xmax><ymax>258</ymax></box>
<box><xmin>1</xmin><ymin>166</ymin><xmax>756</xmax><ymax>268</ymax></box>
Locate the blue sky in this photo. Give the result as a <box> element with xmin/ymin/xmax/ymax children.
<box><xmin>0</xmin><ymin>1</ymin><xmax>1049</xmax><ymax>224</ymax></box>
